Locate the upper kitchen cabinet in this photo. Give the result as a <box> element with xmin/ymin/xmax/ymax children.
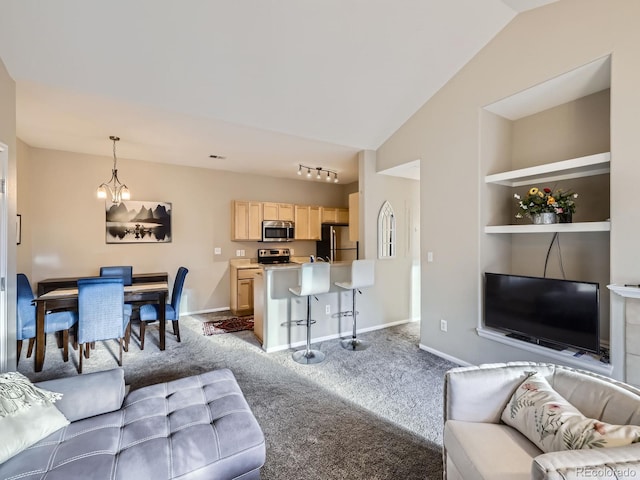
<box><xmin>263</xmin><ymin>202</ymin><xmax>294</xmax><ymax>221</ymax></box>
<box><xmin>294</xmin><ymin>205</ymin><xmax>321</xmax><ymax>240</ymax></box>
<box><xmin>321</xmin><ymin>207</ymin><xmax>349</xmax><ymax>224</ymax></box>
<box><xmin>231</xmin><ymin>200</ymin><xmax>263</xmax><ymax>241</ymax></box>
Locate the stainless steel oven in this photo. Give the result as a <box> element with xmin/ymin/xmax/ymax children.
<box><xmin>261</xmin><ymin>220</ymin><xmax>294</xmax><ymax>242</ymax></box>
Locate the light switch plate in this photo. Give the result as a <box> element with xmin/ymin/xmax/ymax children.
<box><xmin>214</xmin><ymin>247</ymin><xmax>222</xmax><ymax>255</ymax></box>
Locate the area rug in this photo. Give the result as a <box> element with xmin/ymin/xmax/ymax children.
<box><xmin>202</xmin><ymin>315</ymin><xmax>254</xmax><ymax>335</ymax></box>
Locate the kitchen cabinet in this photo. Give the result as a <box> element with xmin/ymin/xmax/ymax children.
<box><xmin>231</xmin><ymin>201</ymin><xmax>263</xmax><ymax>241</ymax></box>
<box><xmin>321</xmin><ymin>207</ymin><xmax>349</xmax><ymax>224</ymax></box>
<box><xmin>294</xmin><ymin>205</ymin><xmax>321</xmax><ymax>240</ymax></box>
<box><xmin>263</xmin><ymin>202</ymin><xmax>294</xmax><ymax>221</ymax></box>
<box><xmin>348</xmin><ymin>193</ymin><xmax>359</xmax><ymax>241</ymax></box>
<box><xmin>230</xmin><ymin>266</ymin><xmax>261</xmax><ymax>315</ymax></box>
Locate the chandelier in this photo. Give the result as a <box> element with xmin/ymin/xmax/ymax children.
<box><xmin>97</xmin><ymin>136</ymin><xmax>131</xmax><ymax>203</ymax></box>
<box><xmin>297</xmin><ymin>164</ymin><xmax>339</xmax><ymax>183</ymax></box>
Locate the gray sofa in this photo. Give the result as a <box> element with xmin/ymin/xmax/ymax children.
<box><xmin>444</xmin><ymin>362</ymin><xmax>640</xmax><ymax>480</ymax></box>
<box><xmin>0</xmin><ymin>368</ymin><xmax>266</xmax><ymax>479</ymax></box>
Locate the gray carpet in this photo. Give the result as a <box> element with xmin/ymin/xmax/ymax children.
<box><xmin>18</xmin><ymin>315</ymin><xmax>456</xmax><ymax>480</ymax></box>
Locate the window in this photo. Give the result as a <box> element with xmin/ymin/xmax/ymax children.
<box><xmin>378</xmin><ymin>201</ymin><xmax>396</xmax><ymax>259</ymax></box>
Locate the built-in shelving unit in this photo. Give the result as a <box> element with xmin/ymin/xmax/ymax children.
<box><xmin>484</xmin><ymin>152</ymin><xmax>610</xmax><ymax>187</ymax></box>
<box><xmin>476</xmin><ymin>327</ymin><xmax>613</xmax><ymax>376</ymax></box>
<box><xmin>478</xmin><ymin>55</ymin><xmax>614</xmax><ymax>378</ymax></box>
<box><xmin>485</xmin><ymin>221</ymin><xmax>610</xmax><ymax>234</ymax></box>
<box><xmin>484</xmin><ymin>152</ymin><xmax>611</xmax><ymax>233</ymax></box>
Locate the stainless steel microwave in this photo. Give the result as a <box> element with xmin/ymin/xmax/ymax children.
<box><xmin>261</xmin><ymin>220</ymin><xmax>294</xmax><ymax>242</ymax></box>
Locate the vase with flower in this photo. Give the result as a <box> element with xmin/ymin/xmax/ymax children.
<box><xmin>514</xmin><ymin>186</ymin><xmax>578</xmax><ymax>224</ymax></box>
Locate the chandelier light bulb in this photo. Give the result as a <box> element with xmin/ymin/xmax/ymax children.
<box><xmin>297</xmin><ymin>165</ymin><xmax>302</xmax><ymax>175</ymax></box>
<box><xmin>334</xmin><ymin>174</ymin><xmax>339</xmax><ymax>183</ymax></box>
<box><xmin>97</xmin><ymin>136</ymin><xmax>131</xmax><ymax>204</ymax></box>
<box><xmin>306</xmin><ymin>168</ymin><xmax>312</xmax><ymax>178</ymax></box>
<box><xmin>326</xmin><ymin>171</ymin><xmax>331</xmax><ymax>181</ymax></box>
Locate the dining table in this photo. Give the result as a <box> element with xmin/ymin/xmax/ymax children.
<box><xmin>32</xmin><ymin>277</ymin><xmax>169</xmax><ymax>372</ymax></box>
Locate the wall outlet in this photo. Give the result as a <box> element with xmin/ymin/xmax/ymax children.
<box><xmin>427</xmin><ymin>251</ymin><xmax>434</xmax><ymax>262</ymax></box>
<box><xmin>240</xmin><ymin>249</ymin><xmax>245</xmax><ymax>256</ymax></box>
<box><xmin>325</xmin><ymin>304</ymin><xmax>331</xmax><ymax>315</ymax></box>
<box><xmin>440</xmin><ymin>319</ymin><xmax>448</xmax><ymax>332</ymax></box>
<box><xmin>289</xmin><ymin>248</ymin><xmax>294</xmax><ymax>255</ymax></box>
<box><xmin>214</xmin><ymin>247</ymin><xmax>222</xmax><ymax>255</ymax></box>
<box><xmin>235</xmin><ymin>250</ymin><xmax>242</xmax><ymax>257</ymax></box>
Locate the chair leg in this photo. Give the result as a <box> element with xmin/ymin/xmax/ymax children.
<box><xmin>172</xmin><ymin>320</ymin><xmax>181</xmax><ymax>342</ymax></box>
<box><xmin>292</xmin><ymin>296</ymin><xmax>325</xmax><ymax>365</ymax></box>
<box><xmin>340</xmin><ymin>288</ymin><xmax>369</xmax><ymax>351</ymax></box>
<box><xmin>78</xmin><ymin>344</ymin><xmax>84</xmax><ymax>374</ymax></box>
<box><xmin>124</xmin><ymin>324</ymin><xmax>131</xmax><ymax>352</ymax></box>
<box><xmin>56</xmin><ymin>331</ymin><xmax>63</xmax><ymax>348</ymax></box>
<box><xmin>84</xmin><ymin>344</ymin><xmax>91</xmax><ymax>359</ymax></box>
<box><xmin>27</xmin><ymin>338</ymin><xmax>35</xmax><ymax>358</ymax></box>
<box><xmin>62</xmin><ymin>330</ymin><xmax>69</xmax><ymax>362</ymax></box>
<box><xmin>16</xmin><ymin>340</ymin><xmax>22</xmax><ymax>366</ymax></box>
<box><xmin>118</xmin><ymin>338</ymin><xmax>123</xmax><ymax>367</ymax></box>
<box><xmin>140</xmin><ymin>321</ymin><xmax>146</xmax><ymax>350</ymax></box>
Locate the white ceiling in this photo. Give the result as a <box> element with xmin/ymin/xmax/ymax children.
<box><xmin>0</xmin><ymin>0</ymin><xmax>557</xmax><ymax>184</ymax></box>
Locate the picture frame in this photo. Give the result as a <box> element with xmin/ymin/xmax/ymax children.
<box><xmin>16</xmin><ymin>214</ymin><xmax>21</xmax><ymax>245</ymax></box>
<box><xmin>105</xmin><ymin>200</ymin><xmax>172</xmax><ymax>244</ymax></box>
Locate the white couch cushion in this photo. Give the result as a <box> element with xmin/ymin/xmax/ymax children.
<box><xmin>444</xmin><ymin>420</ymin><xmax>542</xmax><ymax>480</ymax></box>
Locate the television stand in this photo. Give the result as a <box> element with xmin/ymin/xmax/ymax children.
<box><xmin>506</xmin><ymin>333</ymin><xmax>565</xmax><ymax>351</ymax></box>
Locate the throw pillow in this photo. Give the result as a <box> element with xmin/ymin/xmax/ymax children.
<box><xmin>501</xmin><ymin>372</ymin><xmax>640</xmax><ymax>452</ymax></box>
<box><xmin>0</xmin><ymin>371</ymin><xmax>63</xmax><ymax>417</ymax></box>
<box><xmin>0</xmin><ymin>372</ymin><xmax>69</xmax><ymax>464</ymax></box>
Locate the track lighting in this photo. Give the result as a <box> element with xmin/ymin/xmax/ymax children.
<box><xmin>297</xmin><ymin>164</ymin><xmax>339</xmax><ymax>183</ymax></box>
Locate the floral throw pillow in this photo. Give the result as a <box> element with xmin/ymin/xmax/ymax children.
<box><xmin>501</xmin><ymin>372</ymin><xmax>640</xmax><ymax>452</ymax></box>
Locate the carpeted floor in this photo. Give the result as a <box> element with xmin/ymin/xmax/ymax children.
<box><xmin>18</xmin><ymin>315</ymin><xmax>456</xmax><ymax>480</ymax></box>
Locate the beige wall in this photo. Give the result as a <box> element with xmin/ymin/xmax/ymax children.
<box><xmin>18</xmin><ymin>145</ymin><xmax>352</xmax><ymax>313</ymax></box>
<box><xmin>377</xmin><ymin>0</ymin><xmax>640</xmax><ymax>371</ymax></box>
<box><xmin>358</xmin><ymin>150</ymin><xmax>420</xmax><ymax>325</ymax></box>
<box><xmin>0</xmin><ymin>57</ymin><xmax>17</xmax><ymax>371</ymax></box>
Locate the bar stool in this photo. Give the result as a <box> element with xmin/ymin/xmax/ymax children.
<box><xmin>289</xmin><ymin>262</ymin><xmax>331</xmax><ymax>364</ymax></box>
<box><xmin>335</xmin><ymin>259</ymin><xmax>375</xmax><ymax>350</ymax></box>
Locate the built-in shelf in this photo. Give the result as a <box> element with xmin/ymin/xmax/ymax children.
<box><xmin>477</xmin><ymin>327</ymin><xmax>613</xmax><ymax>376</ymax></box>
<box><xmin>485</xmin><ymin>152</ymin><xmax>611</xmax><ymax>187</ymax></box>
<box><xmin>608</xmin><ymin>284</ymin><xmax>640</xmax><ymax>299</ymax></box>
<box><xmin>485</xmin><ymin>221</ymin><xmax>610</xmax><ymax>234</ymax></box>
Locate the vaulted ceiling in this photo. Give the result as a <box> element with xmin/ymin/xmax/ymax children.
<box><xmin>0</xmin><ymin>0</ymin><xmax>557</xmax><ymax>183</ymax></box>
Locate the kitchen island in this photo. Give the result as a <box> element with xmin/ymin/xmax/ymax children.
<box><xmin>254</xmin><ymin>261</ymin><xmax>374</xmax><ymax>352</ymax></box>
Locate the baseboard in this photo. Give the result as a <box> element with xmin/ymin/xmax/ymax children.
<box><xmin>418</xmin><ymin>344</ymin><xmax>471</xmax><ymax>366</ymax></box>
<box><xmin>182</xmin><ymin>306</ymin><xmax>230</xmax><ymax>316</ymax></box>
<box><xmin>264</xmin><ymin>318</ymin><xmax>417</xmax><ymax>353</ymax></box>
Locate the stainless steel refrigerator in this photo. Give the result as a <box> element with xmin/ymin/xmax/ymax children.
<box><xmin>316</xmin><ymin>224</ymin><xmax>358</xmax><ymax>262</ymax></box>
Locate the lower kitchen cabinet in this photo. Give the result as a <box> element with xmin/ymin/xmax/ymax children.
<box><xmin>230</xmin><ymin>266</ymin><xmax>261</xmax><ymax>315</ymax></box>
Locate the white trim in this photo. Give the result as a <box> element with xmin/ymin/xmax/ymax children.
<box><xmin>263</xmin><ymin>318</ymin><xmax>416</xmax><ymax>353</ymax></box>
<box><xmin>418</xmin><ymin>344</ymin><xmax>471</xmax><ymax>366</ymax></box>
<box><xmin>182</xmin><ymin>306</ymin><xmax>230</xmax><ymax>316</ymax></box>
<box><xmin>0</xmin><ymin>143</ymin><xmax>7</xmax><ymax>372</ymax></box>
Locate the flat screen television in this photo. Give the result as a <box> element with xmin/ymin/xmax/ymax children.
<box><xmin>484</xmin><ymin>273</ymin><xmax>600</xmax><ymax>354</ymax></box>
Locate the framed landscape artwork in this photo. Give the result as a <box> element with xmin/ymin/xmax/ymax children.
<box><xmin>105</xmin><ymin>200</ymin><xmax>172</xmax><ymax>244</ymax></box>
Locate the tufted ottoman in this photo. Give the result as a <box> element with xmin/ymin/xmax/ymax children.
<box><xmin>0</xmin><ymin>368</ymin><xmax>266</xmax><ymax>480</ymax></box>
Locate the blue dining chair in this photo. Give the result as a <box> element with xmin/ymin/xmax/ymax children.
<box><xmin>100</xmin><ymin>265</ymin><xmax>133</xmax><ymax>316</ymax></box>
<box><xmin>16</xmin><ymin>273</ymin><xmax>78</xmax><ymax>366</ymax></box>
<box><xmin>99</xmin><ymin>265</ymin><xmax>133</xmax><ymax>285</ymax></box>
<box><xmin>76</xmin><ymin>277</ymin><xmax>131</xmax><ymax>373</ymax></box>
<box><xmin>139</xmin><ymin>266</ymin><xmax>188</xmax><ymax>350</ymax></box>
